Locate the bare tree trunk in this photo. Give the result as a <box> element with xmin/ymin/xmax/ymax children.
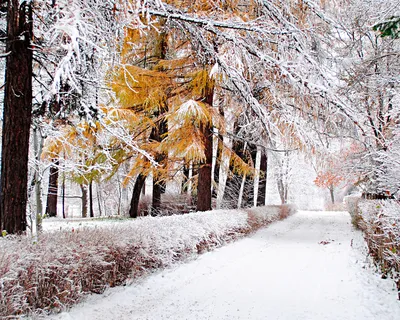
<box><xmin>283</xmin><ymin>151</ymin><xmax>289</xmax><ymax>204</ymax></box>
<box><xmin>216</xmin><ymin>145</ymin><xmax>231</xmax><ymax>209</ymax></box>
<box><xmin>253</xmin><ymin>145</ymin><xmax>262</xmax><ymax>207</ymax></box>
<box><xmin>0</xmin><ymin>1</ymin><xmax>33</xmax><ymax>234</ymax></box>
<box><xmin>97</xmin><ymin>182</ymin><xmax>103</xmax><ymax>217</ymax></box>
<box><xmin>33</xmin><ymin>127</ymin><xmax>44</xmax><ymax>233</ymax></box>
<box><xmin>237</xmin><ymin>174</ymin><xmax>247</xmax><ymax>208</ymax></box>
<box><xmin>329</xmin><ymin>186</ymin><xmax>335</xmax><ymax>204</ymax></box>
<box><xmin>196</xmin><ymin>78</ymin><xmax>214</xmax><ymax>212</ymax></box>
<box><xmin>216</xmin><ymin>105</ymin><xmax>235</xmax><ymax>209</ymax></box>
<box><xmin>257</xmin><ymin>150</ymin><xmax>267</xmax><ymax>206</ymax></box>
<box><xmin>89</xmin><ymin>181</ymin><xmax>94</xmax><ymax>218</ymax></box>
<box><xmin>115</xmin><ymin>173</ymin><xmax>122</xmax><ymax>215</ymax></box>
<box><xmin>141</xmin><ymin>182</ymin><xmax>146</xmax><ymax>196</ymax></box>
<box><xmin>129</xmin><ymin>174</ymin><xmax>146</xmax><ymax>218</ymax></box>
<box><xmin>277</xmin><ymin>176</ymin><xmax>286</xmax><ymax>205</ymax></box>
<box><xmin>62</xmin><ymin>173</ymin><xmax>66</xmax><ymax>219</ymax></box>
<box><xmin>237</xmin><ymin>142</ymin><xmax>248</xmax><ymax>209</ymax></box>
<box><xmin>45</xmin><ymin>161</ymin><xmax>59</xmax><ymax>217</ymax></box>
<box><xmin>211</xmin><ymin>127</ymin><xmax>219</xmax><ymax>194</ymax></box>
<box><xmin>152</xmin><ymin>180</ymin><xmax>162</xmax><ymax>215</ymax></box>
<box><xmin>197</xmin><ymin>122</ymin><xmax>213</xmax><ymax>211</ymax></box>
<box><xmin>151</xmin><ymin>118</ymin><xmax>167</xmax><ymax>216</ymax></box>
<box><xmin>187</xmin><ymin>162</ymin><xmax>193</xmax><ymax>196</ymax></box>
<box><xmin>276</xmin><ymin>151</ymin><xmax>290</xmax><ymax>205</ymax></box>
<box><xmin>80</xmin><ymin>184</ymin><xmax>88</xmax><ymax>218</ymax></box>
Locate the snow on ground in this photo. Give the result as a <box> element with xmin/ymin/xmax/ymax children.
<box><xmin>47</xmin><ymin>211</ymin><xmax>400</xmax><ymax>320</ymax></box>
<box><xmin>40</xmin><ymin>216</ymin><xmax>130</xmax><ymax>232</ymax></box>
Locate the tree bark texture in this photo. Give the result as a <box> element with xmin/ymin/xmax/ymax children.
<box><xmin>277</xmin><ymin>151</ymin><xmax>289</xmax><ymax>205</ymax></box>
<box><xmin>196</xmin><ymin>123</ymin><xmax>213</xmax><ymax>211</ymax></box>
<box><xmin>89</xmin><ymin>181</ymin><xmax>94</xmax><ymax>218</ymax></box>
<box><xmin>45</xmin><ymin>161</ymin><xmax>59</xmax><ymax>217</ymax></box>
<box><xmin>257</xmin><ymin>151</ymin><xmax>267</xmax><ymax>206</ymax></box>
<box><xmin>0</xmin><ymin>0</ymin><xmax>33</xmax><ymax>233</ymax></box>
<box><xmin>151</xmin><ymin>117</ymin><xmax>167</xmax><ymax>215</ymax></box>
<box><xmin>80</xmin><ymin>184</ymin><xmax>88</xmax><ymax>218</ymax></box>
<box><xmin>97</xmin><ymin>182</ymin><xmax>103</xmax><ymax>217</ymax></box>
<box><xmin>329</xmin><ymin>186</ymin><xmax>335</xmax><ymax>204</ymax></box>
<box><xmin>150</xmin><ymin>30</ymin><xmax>168</xmax><ymax>215</ymax></box>
<box><xmin>129</xmin><ymin>174</ymin><xmax>146</xmax><ymax>218</ymax></box>
<box><xmin>61</xmin><ymin>172</ymin><xmax>66</xmax><ymax>218</ymax></box>
<box><xmin>196</xmin><ymin>78</ymin><xmax>214</xmax><ymax>211</ymax></box>
<box><xmin>216</xmin><ymin>104</ymin><xmax>235</xmax><ymax>209</ymax></box>
<box><xmin>253</xmin><ymin>145</ymin><xmax>262</xmax><ymax>207</ymax></box>
<box><xmin>33</xmin><ymin>128</ymin><xmax>44</xmax><ymax>232</ymax></box>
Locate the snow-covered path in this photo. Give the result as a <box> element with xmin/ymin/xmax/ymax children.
<box><xmin>52</xmin><ymin>211</ymin><xmax>400</xmax><ymax>320</ymax></box>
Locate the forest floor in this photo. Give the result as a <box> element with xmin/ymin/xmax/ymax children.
<box><xmin>47</xmin><ymin>211</ymin><xmax>400</xmax><ymax>320</ymax></box>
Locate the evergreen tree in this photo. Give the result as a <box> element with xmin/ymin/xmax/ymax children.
<box><xmin>0</xmin><ymin>0</ymin><xmax>33</xmax><ymax>234</ymax></box>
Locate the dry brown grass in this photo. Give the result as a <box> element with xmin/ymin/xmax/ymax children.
<box><xmin>355</xmin><ymin>200</ymin><xmax>400</xmax><ymax>299</ymax></box>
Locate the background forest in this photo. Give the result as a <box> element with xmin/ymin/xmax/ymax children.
<box><xmin>0</xmin><ymin>0</ymin><xmax>399</xmax><ymax>234</ymax></box>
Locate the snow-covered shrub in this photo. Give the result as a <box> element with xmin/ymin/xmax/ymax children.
<box><xmin>344</xmin><ymin>194</ymin><xmax>362</xmax><ymax>228</ymax></box>
<box><xmin>324</xmin><ymin>202</ymin><xmax>347</xmax><ymax>211</ymax></box>
<box><xmin>245</xmin><ymin>205</ymin><xmax>295</xmax><ymax>229</ymax></box>
<box><xmin>356</xmin><ymin>200</ymin><xmax>400</xmax><ymax>298</ymax></box>
<box><xmin>0</xmin><ymin>206</ymin><xmax>295</xmax><ymax>317</ymax></box>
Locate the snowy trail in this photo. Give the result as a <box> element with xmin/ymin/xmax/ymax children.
<box><xmin>51</xmin><ymin>211</ymin><xmax>400</xmax><ymax>320</ymax></box>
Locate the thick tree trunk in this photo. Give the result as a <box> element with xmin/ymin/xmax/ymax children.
<box><xmin>0</xmin><ymin>1</ymin><xmax>33</xmax><ymax>234</ymax></box>
<box><xmin>197</xmin><ymin>123</ymin><xmax>213</xmax><ymax>211</ymax></box>
<box><xmin>257</xmin><ymin>151</ymin><xmax>267</xmax><ymax>206</ymax></box>
<box><xmin>152</xmin><ymin>181</ymin><xmax>162</xmax><ymax>215</ymax></box>
<box><xmin>196</xmin><ymin>77</ymin><xmax>214</xmax><ymax>212</ymax></box>
<box><xmin>150</xmin><ymin>31</ymin><xmax>168</xmax><ymax>215</ymax></box>
<box><xmin>80</xmin><ymin>184</ymin><xmax>88</xmax><ymax>218</ymax></box>
<box><xmin>129</xmin><ymin>174</ymin><xmax>146</xmax><ymax>218</ymax></box>
<box><xmin>45</xmin><ymin>161</ymin><xmax>59</xmax><ymax>217</ymax></box>
<box><xmin>141</xmin><ymin>182</ymin><xmax>146</xmax><ymax>195</ymax></box>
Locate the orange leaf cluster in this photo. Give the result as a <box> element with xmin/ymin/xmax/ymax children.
<box><xmin>314</xmin><ymin>171</ymin><xmax>343</xmax><ymax>189</ymax></box>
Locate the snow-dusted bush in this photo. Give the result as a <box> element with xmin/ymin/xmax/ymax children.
<box><xmin>344</xmin><ymin>194</ymin><xmax>362</xmax><ymax>228</ymax></box>
<box><xmin>355</xmin><ymin>200</ymin><xmax>400</xmax><ymax>298</ymax></box>
<box><xmin>0</xmin><ymin>205</ymin><xmax>295</xmax><ymax>317</ymax></box>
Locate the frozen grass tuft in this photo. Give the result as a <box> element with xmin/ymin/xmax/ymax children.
<box><xmin>0</xmin><ymin>205</ymin><xmax>295</xmax><ymax>317</ymax></box>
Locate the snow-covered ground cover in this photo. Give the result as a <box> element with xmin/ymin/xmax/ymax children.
<box><xmin>0</xmin><ymin>205</ymin><xmax>294</xmax><ymax>317</ymax></box>
<box><xmin>48</xmin><ymin>211</ymin><xmax>400</xmax><ymax>320</ymax></box>
<box><xmin>356</xmin><ymin>199</ymin><xmax>400</xmax><ymax>296</ymax></box>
